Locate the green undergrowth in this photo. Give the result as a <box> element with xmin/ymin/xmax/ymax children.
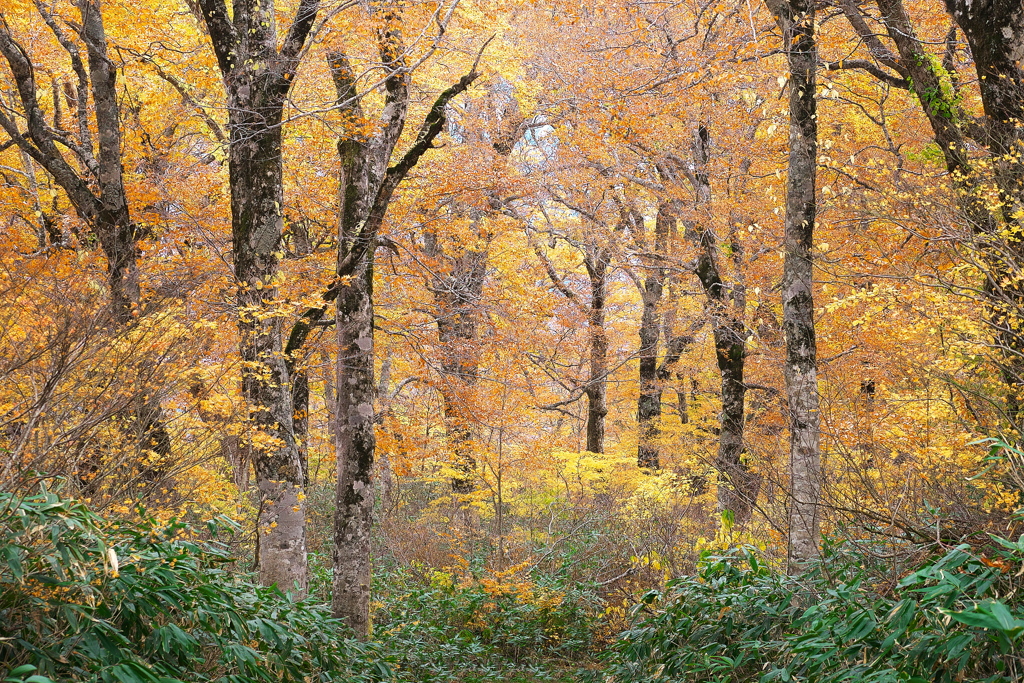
<box><xmin>12</xmin><ymin>485</ymin><xmax>1024</xmax><ymax>683</ymax></box>
<box><xmin>370</xmin><ymin>562</ymin><xmax>600</xmax><ymax>682</ymax></box>
<box><xmin>599</xmin><ymin>538</ymin><xmax>1024</xmax><ymax>683</ymax></box>
<box><xmin>0</xmin><ymin>486</ymin><xmax>389</xmax><ymax>683</ymax></box>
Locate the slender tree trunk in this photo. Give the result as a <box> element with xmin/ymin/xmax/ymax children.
<box><xmin>584</xmin><ymin>250</ymin><xmax>609</xmax><ymax>453</ymax></box>
<box><xmin>769</xmin><ymin>0</ymin><xmax>822</xmax><ymax>570</ymax></box>
<box><xmin>533</xmin><ymin>235</ymin><xmax>611</xmax><ymax>453</ymax></box>
<box><xmin>637</xmin><ymin>204</ymin><xmax>671</xmax><ymax>469</ymax></box>
<box><xmin>674</xmin><ymin>128</ymin><xmax>760</xmax><ymax>522</ymax></box>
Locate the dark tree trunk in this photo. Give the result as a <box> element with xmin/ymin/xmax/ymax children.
<box><xmin>767</xmin><ymin>0</ymin><xmax>822</xmax><ymax>570</ymax></box>
<box><xmin>533</xmin><ymin>232</ymin><xmax>611</xmax><ymax>453</ymax></box>
<box><xmin>326</xmin><ymin>39</ymin><xmax>482</xmax><ymax>635</ymax></box>
<box><xmin>0</xmin><ymin>0</ymin><xmax>172</xmax><ymax>489</ymax></box>
<box><xmin>584</xmin><ymin>249</ymin><xmax>609</xmax><ymax>453</ymax></box>
<box><xmin>637</xmin><ymin>204</ymin><xmax>672</xmax><ymax>469</ymax></box>
<box><xmin>676</xmin><ymin>127</ymin><xmax>760</xmax><ymax>522</ymax></box>
<box><xmin>197</xmin><ymin>0</ymin><xmax>321</xmax><ymax>595</ymax></box>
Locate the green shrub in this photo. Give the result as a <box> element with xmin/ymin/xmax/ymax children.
<box><xmin>601</xmin><ymin>539</ymin><xmax>1024</xmax><ymax>683</ymax></box>
<box><xmin>372</xmin><ymin>562</ymin><xmax>601</xmax><ymax>682</ymax></box>
<box><xmin>0</xmin><ymin>486</ymin><xmax>391</xmax><ymax>683</ymax></box>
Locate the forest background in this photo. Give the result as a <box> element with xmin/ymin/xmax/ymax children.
<box><xmin>2</xmin><ymin>0</ymin><xmax>1024</xmax><ymax>680</ymax></box>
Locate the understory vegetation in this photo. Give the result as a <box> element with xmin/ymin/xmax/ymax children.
<box><xmin>5</xmin><ymin>484</ymin><xmax>1024</xmax><ymax>682</ymax></box>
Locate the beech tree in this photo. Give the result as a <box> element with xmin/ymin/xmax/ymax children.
<box><xmin>0</xmin><ymin>0</ymin><xmax>172</xmax><ymax>492</ymax></box>
<box><xmin>835</xmin><ymin>0</ymin><xmax>1024</xmax><ymax>430</ymax></box>
<box><xmin>423</xmin><ymin>83</ymin><xmax>523</xmax><ymax>492</ymax></box>
<box><xmin>326</xmin><ymin>12</ymin><xmax>485</xmax><ymax>635</ymax></box>
<box><xmin>765</xmin><ymin>0</ymin><xmax>822</xmax><ymax>570</ymax></box>
<box><xmin>196</xmin><ymin>0</ymin><xmax>320</xmax><ymax>594</ymax></box>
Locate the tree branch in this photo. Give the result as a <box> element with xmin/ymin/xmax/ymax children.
<box><xmin>195</xmin><ymin>0</ymin><xmax>238</xmax><ymax>75</ymax></box>
<box><xmin>336</xmin><ymin>37</ymin><xmax>492</xmax><ymax>277</ymax></box>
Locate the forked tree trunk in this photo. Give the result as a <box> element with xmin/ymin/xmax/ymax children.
<box><xmin>198</xmin><ymin>0</ymin><xmax>321</xmax><ymax>594</ymax></box>
<box><xmin>675</xmin><ymin>128</ymin><xmax>760</xmax><ymax>522</ymax></box>
<box><xmin>327</xmin><ymin>36</ymin><xmax>482</xmax><ymax>635</ymax></box>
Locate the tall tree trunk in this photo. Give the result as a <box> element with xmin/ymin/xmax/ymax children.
<box><xmin>768</xmin><ymin>0</ymin><xmax>822</xmax><ymax>570</ymax></box>
<box><xmin>328</xmin><ymin>51</ymin><xmax>379</xmax><ymax>636</ymax></box>
<box><xmin>198</xmin><ymin>0</ymin><xmax>321</xmax><ymax>595</ymax></box>
<box><xmin>332</xmin><ymin>255</ymin><xmax>376</xmax><ymax>638</ymax></box>
<box><xmin>673</xmin><ymin>127</ymin><xmax>760</xmax><ymax>521</ymax></box>
<box><xmin>0</xmin><ymin>0</ymin><xmax>173</xmax><ymax>492</ymax></box>
<box><xmin>944</xmin><ymin>0</ymin><xmax>1024</xmax><ymax>426</ymax></box>
<box><xmin>637</xmin><ymin>203</ymin><xmax>672</xmax><ymax>469</ymax></box>
<box><xmin>231</xmin><ymin>101</ymin><xmax>307</xmax><ymax>594</ymax></box>
<box><xmin>326</xmin><ymin>36</ymin><xmax>482</xmax><ymax>635</ymax></box>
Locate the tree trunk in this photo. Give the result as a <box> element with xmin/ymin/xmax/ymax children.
<box><xmin>326</xmin><ymin>40</ymin><xmax>482</xmax><ymax>635</ymax></box>
<box><xmin>845</xmin><ymin>0</ymin><xmax>1024</xmax><ymax>428</ymax></box>
<box><xmin>676</xmin><ymin>127</ymin><xmax>760</xmax><ymax>522</ymax></box>
<box><xmin>231</xmin><ymin>112</ymin><xmax>308</xmax><ymax>594</ymax></box>
<box><xmin>637</xmin><ymin>203</ymin><xmax>671</xmax><ymax>469</ymax></box>
<box><xmin>197</xmin><ymin>0</ymin><xmax>321</xmax><ymax>595</ymax></box>
<box><xmin>426</xmin><ymin>233</ymin><xmax>487</xmax><ymax>492</ymax></box>
<box><xmin>769</xmin><ymin>0</ymin><xmax>822</xmax><ymax>570</ymax></box>
<box><xmin>584</xmin><ymin>249</ymin><xmax>609</xmax><ymax>453</ymax></box>
<box><xmin>332</xmin><ymin>257</ymin><xmax>376</xmax><ymax>638</ymax></box>
<box><xmin>944</xmin><ymin>0</ymin><xmax>1024</xmax><ymax>425</ymax></box>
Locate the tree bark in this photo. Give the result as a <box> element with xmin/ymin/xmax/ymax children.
<box><xmin>0</xmin><ymin>0</ymin><xmax>137</xmax><ymax>322</ymax></box>
<box><xmin>767</xmin><ymin>0</ymin><xmax>823</xmax><ymax>570</ymax></box>
<box><xmin>197</xmin><ymin>0</ymin><xmax>321</xmax><ymax>595</ymax></box>
<box><xmin>327</xmin><ymin>35</ymin><xmax>482</xmax><ymax>635</ymax></box>
<box><xmin>637</xmin><ymin>203</ymin><xmax>672</xmax><ymax>469</ymax></box>
<box><xmin>942</xmin><ymin>0</ymin><xmax>1024</xmax><ymax>425</ymax></box>
<box><xmin>584</xmin><ymin>249</ymin><xmax>610</xmax><ymax>453</ymax></box>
